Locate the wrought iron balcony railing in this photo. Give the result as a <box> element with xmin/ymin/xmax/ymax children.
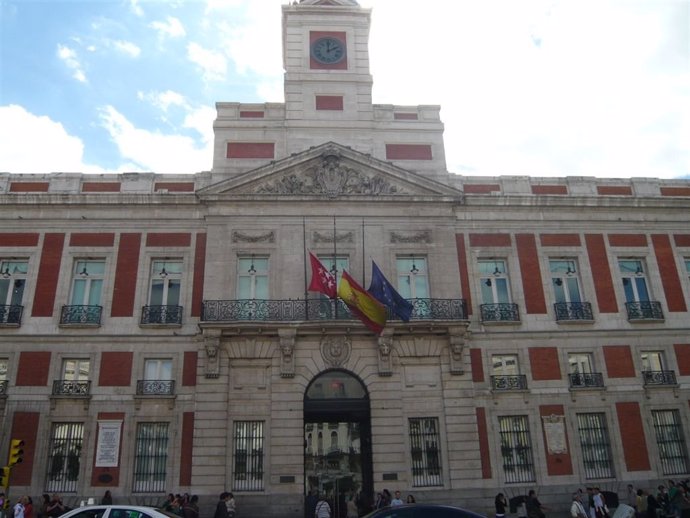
<box><xmin>60</xmin><ymin>305</ymin><xmax>102</xmax><ymax>325</ymax></box>
<box><xmin>490</xmin><ymin>374</ymin><xmax>528</xmax><ymax>391</ymax></box>
<box><xmin>480</xmin><ymin>303</ymin><xmax>520</xmax><ymax>323</ymax></box>
<box><xmin>554</xmin><ymin>302</ymin><xmax>594</xmax><ymax>322</ymax></box>
<box><xmin>52</xmin><ymin>380</ymin><xmax>91</xmax><ymax>396</ymax></box>
<box><xmin>136</xmin><ymin>379</ymin><xmax>175</xmax><ymax>396</ymax></box>
<box><xmin>0</xmin><ymin>380</ymin><xmax>7</xmax><ymax>396</ymax></box>
<box><xmin>141</xmin><ymin>305</ymin><xmax>183</xmax><ymax>325</ymax></box>
<box><xmin>642</xmin><ymin>370</ymin><xmax>677</xmax><ymax>386</ymax></box>
<box><xmin>201</xmin><ymin>298</ymin><xmax>468</xmax><ymax>322</ymax></box>
<box><xmin>0</xmin><ymin>304</ymin><xmax>23</xmax><ymax>325</ymax></box>
<box><xmin>625</xmin><ymin>301</ymin><xmax>664</xmax><ymax>321</ymax></box>
<box><xmin>569</xmin><ymin>372</ymin><xmax>605</xmax><ymax>388</ymax></box>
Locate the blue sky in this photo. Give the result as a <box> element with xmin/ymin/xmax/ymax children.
<box><xmin>0</xmin><ymin>0</ymin><xmax>688</xmax><ymax>179</ymax></box>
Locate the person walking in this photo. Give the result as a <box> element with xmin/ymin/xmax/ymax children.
<box><xmin>496</xmin><ymin>493</ymin><xmax>508</xmax><ymax>518</ymax></box>
<box><xmin>572</xmin><ymin>493</ymin><xmax>588</xmax><ymax>518</ymax></box>
<box><xmin>314</xmin><ymin>494</ymin><xmax>331</xmax><ymax>518</ymax></box>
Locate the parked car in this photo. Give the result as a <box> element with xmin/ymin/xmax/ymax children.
<box><xmin>363</xmin><ymin>504</ymin><xmax>487</xmax><ymax>518</ymax></box>
<box><xmin>59</xmin><ymin>505</ymin><xmax>179</xmax><ymax>518</ymax></box>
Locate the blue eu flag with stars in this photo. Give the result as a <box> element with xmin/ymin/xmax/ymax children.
<box><xmin>368</xmin><ymin>261</ymin><xmax>414</xmax><ymax>322</ymax></box>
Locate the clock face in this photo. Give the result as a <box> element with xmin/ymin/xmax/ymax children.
<box><xmin>311</xmin><ymin>37</ymin><xmax>346</xmax><ymax>65</ymax></box>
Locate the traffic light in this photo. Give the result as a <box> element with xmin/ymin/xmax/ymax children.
<box><xmin>0</xmin><ymin>466</ymin><xmax>10</xmax><ymax>487</ymax></box>
<box><xmin>8</xmin><ymin>439</ymin><xmax>24</xmax><ymax>466</ymax></box>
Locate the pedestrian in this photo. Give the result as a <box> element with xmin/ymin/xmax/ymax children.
<box><xmin>406</xmin><ymin>495</ymin><xmax>416</xmax><ymax>504</ymax></box>
<box><xmin>315</xmin><ymin>494</ymin><xmax>331</xmax><ymax>518</ymax></box>
<box><xmin>14</xmin><ymin>496</ymin><xmax>27</xmax><ymax>518</ymax></box>
<box><xmin>391</xmin><ymin>491</ymin><xmax>403</xmax><ymax>507</ymax></box>
<box><xmin>101</xmin><ymin>491</ymin><xmax>113</xmax><ymax>506</ymax></box>
<box><xmin>226</xmin><ymin>493</ymin><xmax>236</xmax><ymax>518</ymax></box>
<box><xmin>214</xmin><ymin>492</ymin><xmax>229</xmax><ymax>518</ymax></box>
<box><xmin>496</xmin><ymin>493</ymin><xmax>508</xmax><ymax>518</ymax></box>
<box><xmin>572</xmin><ymin>493</ymin><xmax>588</xmax><ymax>518</ymax></box>
<box><xmin>182</xmin><ymin>495</ymin><xmax>199</xmax><ymax>518</ymax></box>
<box><xmin>527</xmin><ymin>490</ymin><xmax>548</xmax><ymax>518</ymax></box>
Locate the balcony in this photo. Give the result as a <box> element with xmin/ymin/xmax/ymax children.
<box><xmin>0</xmin><ymin>380</ymin><xmax>7</xmax><ymax>396</ymax></box>
<box><xmin>141</xmin><ymin>305</ymin><xmax>183</xmax><ymax>326</ymax></box>
<box><xmin>625</xmin><ymin>301</ymin><xmax>664</xmax><ymax>322</ymax></box>
<box><xmin>0</xmin><ymin>304</ymin><xmax>23</xmax><ymax>326</ymax></box>
<box><xmin>569</xmin><ymin>372</ymin><xmax>605</xmax><ymax>389</ymax></box>
<box><xmin>490</xmin><ymin>375</ymin><xmax>528</xmax><ymax>391</ymax></box>
<box><xmin>201</xmin><ymin>298</ymin><xmax>468</xmax><ymax>323</ymax></box>
<box><xmin>642</xmin><ymin>370</ymin><xmax>677</xmax><ymax>386</ymax></box>
<box><xmin>480</xmin><ymin>303</ymin><xmax>520</xmax><ymax>324</ymax></box>
<box><xmin>60</xmin><ymin>305</ymin><xmax>102</xmax><ymax>326</ymax></box>
<box><xmin>52</xmin><ymin>380</ymin><xmax>91</xmax><ymax>396</ymax></box>
<box><xmin>136</xmin><ymin>379</ymin><xmax>175</xmax><ymax>395</ymax></box>
<box><xmin>554</xmin><ymin>302</ymin><xmax>593</xmax><ymax>322</ymax></box>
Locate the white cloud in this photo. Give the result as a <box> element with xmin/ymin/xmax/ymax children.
<box><xmin>56</xmin><ymin>44</ymin><xmax>87</xmax><ymax>83</ymax></box>
<box><xmin>0</xmin><ymin>105</ymin><xmax>106</xmax><ymax>174</ymax></box>
<box><xmin>112</xmin><ymin>40</ymin><xmax>141</xmax><ymax>58</ymax></box>
<box><xmin>186</xmin><ymin>42</ymin><xmax>227</xmax><ymax>82</ymax></box>
<box><xmin>99</xmin><ymin>105</ymin><xmax>212</xmax><ymax>174</ymax></box>
<box><xmin>129</xmin><ymin>0</ymin><xmax>144</xmax><ymax>17</ymax></box>
<box><xmin>138</xmin><ymin>90</ymin><xmax>189</xmax><ymax>112</ymax></box>
<box><xmin>183</xmin><ymin>106</ymin><xmax>216</xmax><ymax>144</ymax></box>
<box><xmin>150</xmin><ymin>16</ymin><xmax>186</xmax><ymax>38</ymax></box>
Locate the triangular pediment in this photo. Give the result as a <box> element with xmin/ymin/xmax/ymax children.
<box><xmin>198</xmin><ymin>142</ymin><xmax>464</xmax><ymax>201</ymax></box>
<box><xmin>298</xmin><ymin>0</ymin><xmax>359</xmax><ymax>6</ymax></box>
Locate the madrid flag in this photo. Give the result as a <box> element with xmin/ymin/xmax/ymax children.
<box><xmin>338</xmin><ymin>270</ymin><xmax>387</xmax><ymax>335</ymax></box>
<box><xmin>308</xmin><ymin>252</ymin><xmax>337</xmax><ymax>299</ymax></box>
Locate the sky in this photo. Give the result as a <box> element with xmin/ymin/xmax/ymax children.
<box><xmin>0</xmin><ymin>0</ymin><xmax>688</xmax><ymax>179</ymax></box>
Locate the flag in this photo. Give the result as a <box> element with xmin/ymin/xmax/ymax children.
<box><xmin>368</xmin><ymin>261</ymin><xmax>414</xmax><ymax>322</ymax></box>
<box><xmin>308</xmin><ymin>252</ymin><xmax>337</xmax><ymax>298</ymax></box>
<box><xmin>338</xmin><ymin>270</ymin><xmax>387</xmax><ymax>334</ymax></box>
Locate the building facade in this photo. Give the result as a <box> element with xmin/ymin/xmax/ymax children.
<box><xmin>1</xmin><ymin>1</ymin><xmax>690</xmax><ymax>517</ymax></box>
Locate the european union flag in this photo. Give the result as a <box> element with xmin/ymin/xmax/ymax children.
<box><xmin>368</xmin><ymin>261</ymin><xmax>414</xmax><ymax>322</ymax></box>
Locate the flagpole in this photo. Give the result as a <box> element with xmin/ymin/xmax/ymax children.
<box><xmin>361</xmin><ymin>219</ymin><xmax>365</xmax><ymax>286</ymax></box>
<box><xmin>303</xmin><ymin>216</ymin><xmax>308</xmax><ymax>319</ymax></box>
<box><xmin>333</xmin><ymin>215</ymin><xmax>338</xmax><ymax>318</ymax></box>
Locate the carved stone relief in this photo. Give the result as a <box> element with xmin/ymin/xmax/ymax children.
<box><xmin>278</xmin><ymin>328</ymin><xmax>296</xmax><ymax>378</ymax></box>
<box><xmin>204</xmin><ymin>334</ymin><xmax>221</xmax><ymax>379</ymax></box>
<box><xmin>312</xmin><ymin>230</ymin><xmax>354</xmax><ymax>244</ymax></box>
<box><xmin>232</xmin><ymin>231</ymin><xmax>275</xmax><ymax>243</ymax></box>
<box><xmin>390</xmin><ymin>230</ymin><xmax>432</xmax><ymax>244</ymax></box>
<box><xmin>448</xmin><ymin>327</ymin><xmax>469</xmax><ymax>375</ymax></box>
<box><xmin>377</xmin><ymin>331</ymin><xmax>393</xmax><ymax>376</ymax></box>
<box><xmin>320</xmin><ymin>336</ymin><xmax>351</xmax><ymax>368</ymax></box>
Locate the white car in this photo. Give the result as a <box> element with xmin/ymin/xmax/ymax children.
<box><xmin>59</xmin><ymin>505</ymin><xmax>180</xmax><ymax>518</ymax></box>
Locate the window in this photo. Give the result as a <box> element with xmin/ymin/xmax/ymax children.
<box><xmin>498</xmin><ymin>415</ymin><xmax>535</xmax><ymax>483</ymax></box>
<box><xmin>397</xmin><ymin>256</ymin><xmax>429</xmax><ymax>299</ymax></box>
<box><xmin>619</xmin><ymin>259</ymin><xmax>650</xmax><ymax>303</ymax></box>
<box><xmin>70</xmin><ymin>260</ymin><xmax>105</xmax><ymax>305</ymax></box>
<box><xmin>0</xmin><ymin>358</ymin><xmax>7</xmax><ymax>396</ymax></box>
<box><xmin>0</xmin><ymin>260</ymin><xmax>27</xmax><ymax>323</ymax></box>
<box><xmin>568</xmin><ymin>353</ymin><xmax>603</xmax><ymax>387</ymax></box>
<box><xmin>492</xmin><ymin>354</ymin><xmax>519</xmax><ymax>376</ymax></box>
<box><xmin>569</xmin><ymin>353</ymin><xmax>593</xmax><ymax>374</ymax></box>
<box><xmin>144</xmin><ymin>359</ymin><xmax>172</xmax><ymax>380</ymax></box>
<box><xmin>149</xmin><ymin>260</ymin><xmax>182</xmax><ymax>307</ymax></box>
<box><xmin>408</xmin><ymin>417</ymin><xmax>442</xmax><ymax>487</ymax></box>
<box><xmin>237</xmin><ymin>256</ymin><xmax>268</xmax><ymax>300</ymax></box>
<box><xmin>138</xmin><ymin>359</ymin><xmax>174</xmax><ymax>395</ymax></box>
<box><xmin>479</xmin><ymin>260</ymin><xmax>511</xmax><ymax>304</ymax></box>
<box><xmin>685</xmin><ymin>259</ymin><xmax>690</xmax><ymax>280</ymax></box>
<box><xmin>652</xmin><ymin>410</ymin><xmax>689</xmax><ymax>475</ymax></box>
<box><xmin>550</xmin><ymin>259</ymin><xmax>582</xmax><ymax>303</ymax></box>
<box><xmin>133</xmin><ymin>422</ymin><xmax>169</xmax><ymax>493</ymax></box>
<box><xmin>45</xmin><ymin>422</ymin><xmax>84</xmax><ymax>493</ymax></box>
<box><xmin>54</xmin><ymin>359</ymin><xmax>91</xmax><ymax>396</ymax></box>
<box><xmin>641</xmin><ymin>351</ymin><xmax>665</xmax><ymax>372</ymax></box>
<box><xmin>63</xmin><ymin>359</ymin><xmax>90</xmax><ymax>381</ymax></box>
<box><xmin>233</xmin><ymin>421</ymin><xmax>264</xmax><ymax>491</ymax></box>
<box><xmin>576</xmin><ymin>413</ymin><xmax>614</xmax><ymax>479</ymax></box>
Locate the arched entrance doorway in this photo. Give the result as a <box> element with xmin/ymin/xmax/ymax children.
<box><xmin>304</xmin><ymin>369</ymin><xmax>373</xmax><ymax>518</ymax></box>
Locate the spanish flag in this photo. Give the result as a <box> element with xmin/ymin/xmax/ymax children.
<box><xmin>338</xmin><ymin>270</ymin><xmax>387</xmax><ymax>335</ymax></box>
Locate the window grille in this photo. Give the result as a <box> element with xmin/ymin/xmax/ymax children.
<box><xmin>652</xmin><ymin>410</ymin><xmax>689</xmax><ymax>475</ymax></box>
<box><xmin>576</xmin><ymin>413</ymin><xmax>614</xmax><ymax>479</ymax></box>
<box><xmin>233</xmin><ymin>421</ymin><xmax>264</xmax><ymax>491</ymax></box>
<box><xmin>408</xmin><ymin>417</ymin><xmax>442</xmax><ymax>487</ymax></box>
<box><xmin>133</xmin><ymin>422</ymin><xmax>169</xmax><ymax>493</ymax></box>
<box><xmin>498</xmin><ymin>415</ymin><xmax>535</xmax><ymax>483</ymax></box>
<box><xmin>45</xmin><ymin>422</ymin><xmax>84</xmax><ymax>493</ymax></box>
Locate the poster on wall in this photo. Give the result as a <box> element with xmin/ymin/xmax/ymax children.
<box><xmin>95</xmin><ymin>420</ymin><xmax>122</xmax><ymax>467</ymax></box>
<box><xmin>542</xmin><ymin>414</ymin><xmax>567</xmax><ymax>454</ymax></box>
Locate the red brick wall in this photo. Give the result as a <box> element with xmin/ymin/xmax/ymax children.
<box><xmin>0</xmin><ymin>233</ymin><xmax>39</xmax><ymax>247</ymax></box>
<box><xmin>603</xmin><ymin>346</ymin><xmax>636</xmax><ymax>378</ymax></box>
<box><xmin>540</xmin><ymin>234</ymin><xmax>581</xmax><ymax>247</ymax></box>
<box><xmin>585</xmin><ymin>234</ymin><xmax>618</xmax><ymax>313</ymax></box>
<box><xmin>615</xmin><ymin>402</ymin><xmax>651</xmax><ymax>471</ymax></box>
<box><xmin>69</xmin><ymin>233</ymin><xmax>116</xmax><ymax>247</ymax></box>
<box><xmin>516</xmin><ymin>234</ymin><xmax>547</xmax><ymax>314</ymax></box>
<box><xmin>315</xmin><ymin>95</ymin><xmax>344</xmax><ymax>110</ymax></box>
<box><xmin>532</xmin><ymin>185</ymin><xmax>568</xmax><ymax>195</ymax></box>
<box><xmin>91</xmin><ymin>413</ymin><xmax>125</xmax><ymax>486</ymax></box>
<box><xmin>652</xmin><ymin>234</ymin><xmax>687</xmax><ymax>312</ymax></box>
<box><xmin>226</xmin><ymin>142</ymin><xmax>275</xmax><ymax>159</ymax></box>
<box><xmin>470</xmin><ymin>348</ymin><xmax>484</xmax><ymax>382</ymax></box>
<box><xmin>529</xmin><ymin>347</ymin><xmax>561</xmax><ymax>380</ymax></box>
<box><xmin>469</xmin><ymin>233</ymin><xmax>511</xmax><ymax>247</ymax></box>
<box><xmin>31</xmin><ymin>233</ymin><xmax>64</xmax><ymax>317</ymax></box>
<box><xmin>597</xmin><ymin>185</ymin><xmax>633</xmax><ymax>196</ymax></box>
<box><xmin>539</xmin><ymin>405</ymin><xmax>573</xmax><ymax>476</ymax></box>
<box><xmin>154</xmin><ymin>182</ymin><xmax>195</xmax><ymax>192</ymax></box>
<box><xmin>674</xmin><ymin>234</ymin><xmax>690</xmax><ymax>247</ymax></box>
<box><xmin>191</xmin><ymin>233</ymin><xmax>207</xmax><ymax>317</ymax></box>
<box><xmin>385</xmin><ymin>144</ymin><xmax>433</xmax><ymax>160</ymax></box>
<box><xmin>608</xmin><ymin>234</ymin><xmax>648</xmax><ymax>247</ymax></box>
<box><xmin>180</xmin><ymin>412</ymin><xmax>195</xmax><ymax>486</ymax></box>
<box><xmin>661</xmin><ymin>187</ymin><xmax>690</xmax><ymax>197</ymax></box>
<box><xmin>9</xmin><ymin>411</ymin><xmax>40</xmax><ymax>485</ymax></box>
<box><xmin>463</xmin><ymin>184</ymin><xmax>500</xmax><ymax>194</ymax></box>
<box><xmin>674</xmin><ymin>344</ymin><xmax>690</xmax><ymax>376</ymax></box>
<box><xmin>98</xmin><ymin>352</ymin><xmax>133</xmax><ymax>386</ymax></box>
<box><xmin>455</xmin><ymin>234</ymin><xmax>472</xmax><ymax>315</ymax></box>
<box><xmin>183</xmin><ymin>351</ymin><xmax>197</xmax><ymax>387</ymax></box>
<box><xmin>394</xmin><ymin>113</ymin><xmax>418</xmax><ymax>120</ymax></box>
<box><xmin>475</xmin><ymin>407</ymin><xmax>492</xmax><ymax>479</ymax></box>
<box><xmin>111</xmin><ymin>233</ymin><xmax>141</xmax><ymax>317</ymax></box>
<box><xmin>10</xmin><ymin>182</ymin><xmax>49</xmax><ymax>192</ymax></box>
<box><xmin>146</xmin><ymin>233</ymin><xmax>191</xmax><ymax>247</ymax></box>
<box><xmin>16</xmin><ymin>351</ymin><xmax>50</xmax><ymax>386</ymax></box>
<box><xmin>239</xmin><ymin>111</ymin><xmax>264</xmax><ymax>118</ymax></box>
<box><xmin>81</xmin><ymin>182</ymin><xmax>121</xmax><ymax>192</ymax></box>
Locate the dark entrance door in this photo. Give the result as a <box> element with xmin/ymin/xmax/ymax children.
<box><xmin>304</xmin><ymin>370</ymin><xmax>373</xmax><ymax>518</ymax></box>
